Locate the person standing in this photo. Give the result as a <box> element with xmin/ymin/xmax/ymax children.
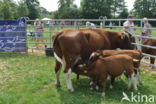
<box><xmin>123</xmin><ymin>15</ymin><xmax>136</xmax><ymax>49</ymax></box>
<box><xmin>86</xmin><ymin>21</ymin><xmax>96</xmax><ymax>29</ymax></box>
<box><xmin>34</xmin><ymin>18</ymin><xmax>45</xmax><ymax>49</ymax></box>
<box><xmin>141</xmin><ymin>17</ymin><xmax>152</xmax><ymax>43</ymax></box>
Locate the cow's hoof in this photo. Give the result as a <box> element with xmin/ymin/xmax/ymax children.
<box><xmin>55</xmin><ymin>82</ymin><xmax>61</xmax><ymax>87</ymax></box>
<box><xmin>95</xmin><ymin>86</ymin><xmax>99</xmax><ymax>91</ymax></box>
<box><xmin>109</xmin><ymin>85</ymin><xmax>113</xmax><ymax>89</ymax></box>
<box><xmin>102</xmin><ymin>92</ymin><xmax>106</xmax><ymax>97</ymax></box>
<box><xmin>90</xmin><ymin>81</ymin><xmax>93</xmax><ymax>86</ymax></box>
<box><xmin>68</xmin><ymin>88</ymin><xmax>74</xmax><ymax>92</ymax></box>
<box><xmin>139</xmin><ymin>81</ymin><xmax>143</xmax><ymax>85</ymax></box>
<box><xmin>134</xmin><ymin>88</ymin><xmax>138</xmax><ymax>93</ymax></box>
<box><xmin>128</xmin><ymin>85</ymin><xmax>131</xmax><ymax>90</ymax></box>
<box><xmin>90</xmin><ymin>87</ymin><xmax>93</xmax><ymax>90</ymax></box>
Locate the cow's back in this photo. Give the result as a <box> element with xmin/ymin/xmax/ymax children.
<box><xmin>142</xmin><ymin>39</ymin><xmax>156</xmax><ymax>55</ymax></box>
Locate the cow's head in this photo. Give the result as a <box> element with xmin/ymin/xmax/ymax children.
<box><xmin>88</xmin><ymin>50</ymin><xmax>102</xmax><ymax>64</ymax></box>
<box><xmin>118</xmin><ymin>31</ymin><xmax>133</xmax><ymax>49</ymax></box>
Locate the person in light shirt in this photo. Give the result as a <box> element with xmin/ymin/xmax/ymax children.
<box><xmin>86</xmin><ymin>21</ymin><xmax>96</xmax><ymax>29</ymax></box>
<box><xmin>123</xmin><ymin>15</ymin><xmax>136</xmax><ymax>49</ymax></box>
<box><xmin>141</xmin><ymin>17</ymin><xmax>152</xmax><ymax>42</ymax></box>
<box><xmin>34</xmin><ymin>18</ymin><xmax>45</xmax><ymax>49</ymax></box>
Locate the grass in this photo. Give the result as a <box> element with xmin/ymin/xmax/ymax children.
<box><xmin>0</xmin><ymin>53</ymin><xmax>156</xmax><ymax>104</ymax></box>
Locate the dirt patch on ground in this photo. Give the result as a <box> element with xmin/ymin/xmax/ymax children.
<box><xmin>27</xmin><ymin>49</ymin><xmax>45</xmax><ymax>55</ymax></box>
<box><xmin>140</xmin><ymin>59</ymin><xmax>156</xmax><ymax>74</ymax></box>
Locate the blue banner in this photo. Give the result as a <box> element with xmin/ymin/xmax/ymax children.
<box><xmin>0</xmin><ymin>17</ymin><xmax>26</xmax><ymax>52</ymax></box>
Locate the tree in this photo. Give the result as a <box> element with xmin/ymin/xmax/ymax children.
<box><xmin>80</xmin><ymin>0</ymin><xmax>112</xmax><ymax>19</ymax></box>
<box><xmin>58</xmin><ymin>0</ymin><xmax>74</xmax><ymax>9</ymax></box>
<box><xmin>80</xmin><ymin>0</ymin><xmax>127</xmax><ymax>19</ymax></box>
<box><xmin>24</xmin><ymin>0</ymin><xmax>40</xmax><ymax>19</ymax></box>
<box><xmin>53</xmin><ymin>0</ymin><xmax>81</xmax><ymax>19</ymax></box>
<box><xmin>111</xmin><ymin>0</ymin><xmax>127</xmax><ymax>18</ymax></box>
<box><xmin>16</xmin><ymin>1</ymin><xmax>29</xmax><ymax>18</ymax></box>
<box><xmin>0</xmin><ymin>0</ymin><xmax>14</xmax><ymax>19</ymax></box>
<box><xmin>38</xmin><ymin>7</ymin><xmax>51</xmax><ymax>18</ymax></box>
<box><xmin>118</xmin><ymin>8</ymin><xmax>129</xmax><ymax>18</ymax></box>
<box><xmin>133</xmin><ymin>0</ymin><xmax>156</xmax><ymax>18</ymax></box>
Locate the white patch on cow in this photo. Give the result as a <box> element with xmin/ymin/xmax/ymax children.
<box><xmin>136</xmin><ymin>71</ymin><xmax>142</xmax><ymax>84</ymax></box>
<box><xmin>89</xmin><ymin>52</ymin><xmax>95</xmax><ymax>59</ymax></box>
<box><xmin>90</xmin><ymin>87</ymin><xmax>93</xmax><ymax>90</ymax></box>
<box><xmin>74</xmin><ymin>56</ymin><xmax>82</xmax><ymax>65</ymax></box>
<box><xmin>54</xmin><ymin>52</ymin><xmax>63</xmax><ymax>65</ymax></box>
<box><xmin>90</xmin><ymin>81</ymin><xmax>93</xmax><ymax>86</ymax></box>
<box><xmin>131</xmin><ymin>72</ymin><xmax>138</xmax><ymax>92</ymax></box>
<box><xmin>78</xmin><ymin>64</ymin><xmax>86</xmax><ymax>68</ymax></box>
<box><xmin>96</xmin><ymin>86</ymin><xmax>99</xmax><ymax>90</ymax></box>
<box><xmin>109</xmin><ymin>84</ymin><xmax>113</xmax><ymax>89</ymax></box>
<box><xmin>78</xmin><ymin>64</ymin><xmax>84</xmax><ymax>68</ymax></box>
<box><xmin>133</xmin><ymin>59</ymin><xmax>139</xmax><ymax>62</ymax></box>
<box><xmin>102</xmin><ymin>92</ymin><xmax>106</xmax><ymax>97</ymax></box>
<box><xmin>128</xmin><ymin>77</ymin><xmax>132</xmax><ymax>90</ymax></box>
<box><xmin>66</xmin><ymin>68</ymin><xmax>74</xmax><ymax>92</ymax></box>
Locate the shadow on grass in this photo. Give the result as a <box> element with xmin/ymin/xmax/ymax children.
<box><xmin>55</xmin><ymin>76</ymin><xmax>153</xmax><ymax>104</ymax></box>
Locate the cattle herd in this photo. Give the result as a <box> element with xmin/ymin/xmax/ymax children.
<box><xmin>52</xmin><ymin>28</ymin><xmax>156</xmax><ymax>97</ymax></box>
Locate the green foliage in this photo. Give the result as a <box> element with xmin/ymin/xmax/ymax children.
<box><xmin>80</xmin><ymin>0</ymin><xmax>127</xmax><ymax>19</ymax></box>
<box><xmin>0</xmin><ymin>0</ymin><xmax>14</xmax><ymax>19</ymax></box>
<box><xmin>24</xmin><ymin>0</ymin><xmax>40</xmax><ymax>19</ymax></box>
<box><xmin>118</xmin><ymin>8</ymin><xmax>129</xmax><ymax>19</ymax></box>
<box><xmin>16</xmin><ymin>1</ymin><xmax>29</xmax><ymax>18</ymax></box>
<box><xmin>53</xmin><ymin>0</ymin><xmax>81</xmax><ymax>19</ymax></box>
<box><xmin>133</xmin><ymin>0</ymin><xmax>156</xmax><ymax>18</ymax></box>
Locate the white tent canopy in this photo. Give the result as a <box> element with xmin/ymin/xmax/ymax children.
<box><xmin>42</xmin><ymin>17</ymin><xmax>52</xmax><ymax>21</ymax></box>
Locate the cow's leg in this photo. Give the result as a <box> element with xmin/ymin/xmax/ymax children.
<box><xmin>101</xmin><ymin>79</ymin><xmax>107</xmax><ymax>97</ymax></box>
<box><xmin>110</xmin><ymin>76</ymin><xmax>115</xmax><ymax>89</ymax></box>
<box><xmin>66</xmin><ymin>67</ymin><xmax>74</xmax><ymax>92</ymax></box>
<box><xmin>128</xmin><ymin>77</ymin><xmax>132</xmax><ymax>90</ymax></box>
<box><xmin>150</xmin><ymin>57</ymin><xmax>155</xmax><ymax>69</ymax></box>
<box><xmin>136</xmin><ymin>69</ymin><xmax>142</xmax><ymax>84</ymax></box>
<box><xmin>55</xmin><ymin>60</ymin><xmax>62</xmax><ymax>87</ymax></box>
<box><xmin>76</xmin><ymin>74</ymin><xmax>80</xmax><ymax>80</ymax></box>
<box><xmin>131</xmin><ymin>72</ymin><xmax>138</xmax><ymax>92</ymax></box>
<box><xmin>90</xmin><ymin>77</ymin><xmax>99</xmax><ymax>90</ymax></box>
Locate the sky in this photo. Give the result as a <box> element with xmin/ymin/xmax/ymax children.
<box><xmin>39</xmin><ymin>0</ymin><xmax>135</xmax><ymax>12</ymax></box>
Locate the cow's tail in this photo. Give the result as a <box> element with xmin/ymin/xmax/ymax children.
<box><xmin>52</xmin><ymin>32</ymin><xmax>64</xmax><ymax>64</ymax></box>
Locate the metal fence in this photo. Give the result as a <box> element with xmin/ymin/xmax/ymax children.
<box><xmin>0</xmin><ymin>18</ymin><xmax>156</xmax><ymax>68</ymax></box>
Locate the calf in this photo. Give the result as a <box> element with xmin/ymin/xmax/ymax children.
<box><xmin>74</xmin><ymin>54</ymin><xmax>138</xmax><ymax>97</ymax></box>
<box><xmin>88</xmin><ymin>50</ymin><xmax>142</xmax><ymax>84</ymax></box>
<box><xmin>142</xmin><ymin>39</ymin><xmax>156</xmax><ymax>68</ymax></box>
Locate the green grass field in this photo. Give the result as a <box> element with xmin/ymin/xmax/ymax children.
<box><xmin>0</xmin><ymin>53</ymin><xmax>156</xmax><ymax>104</ymax></box>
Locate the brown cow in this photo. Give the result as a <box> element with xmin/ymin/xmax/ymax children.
<box><xmin>52</xmin><ymin>28</ymin><xmax>133</xmax><ymax>92</ymax></box>
<box><xmin>86</xmin><ymin>49</ymin><xmax>142</xmax><ymax>88</ymax></box>
<box><xmin>74</xmin><ymin>54</ymin><xmax>138</xmax><ymax>96</ymax></box>
<box><xmin>142</xmin><ymin>39</ymin><xmax>156</xmax><ymax>68</ymax></box>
